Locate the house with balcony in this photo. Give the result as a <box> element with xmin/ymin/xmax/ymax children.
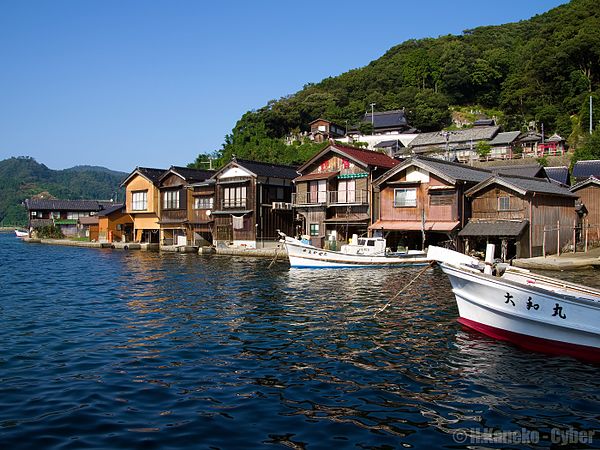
<box><xmin>370</xmin><ymin>156</ymin><xmax>491</xmax><ymax>251</ymax></box>
<box><xmin>309</xmin><ymin>118</ymin><xmax>346</xmax><ymax>143</ymax></box>
<box><xmin>292</xmin><ymin>143</ymin><xmax>398</xmax><ymax>248</ymax></box>
<box><xmin>211</xmin><ymin>157</ymin><xmax>297</xmax><ymax>248</ymax></box>
<box><xmin>120</xmin><ymin>167</ymin><xmax>166</xmax><ymax>243</ymax></box>
<box><xmin>156</xmin><ymin>166</ymin><xmax>215</xmax><ymax>247</ymax></box>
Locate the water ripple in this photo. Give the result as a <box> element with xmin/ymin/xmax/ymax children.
<box><xmin>1</xmin><ymin>234</ymin><xmax>599</xmax><ymax>449</ymax></box>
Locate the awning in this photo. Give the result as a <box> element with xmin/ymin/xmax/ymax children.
<box><xmin>459</xmin><ymin>220</ymin><xmax>528</xmax><ymax>237</ymax></box>
<box><xmin>157</xmin><ymin>219</ymin><xmax>189</xmax><ymax>225</ymax></box>
<box><xmin>369</xmin><ymin>220</ymin><xmax>459</xmax><ymax>231</ymax></box>
<box><xmin>78</xmin><ymin>216</ymin><xmax>99</xmax><ymax>225</ymax></box>
<box><xmin>294</xmin><ymin>171</ymin><xmax>339</xmax><ymax>182</ymax></box>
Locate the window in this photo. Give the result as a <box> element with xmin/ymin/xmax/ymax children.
<box><xmin>194</xmin><ymin>196</ymin><xmax>214</xmax><ymax>209</ymax></box>
<box><xmin>132</xmin><ymin>191</ymin><xmax>147</xmax><ymax>211</ymax></box>
<box><xmin>498</xmin><ymin>196</ymin><xmax>510</xmax><ymax>211</ymax></box>
<box><xmin>67</xmin><ymin>212</ymin><xmax>90</xmax><ymax>219</ymax></box>
<box><xmin>309</xmin><ymin>223</ymin><xmax>319</xmax><ymax>236</ymax></box>
<box><xmin>163</xmin><ymin>190</ymin><xmax>180</xmax><ymax>209</ymax></box>
<box><xmin>429</xmin><ymin>190</ymin><xmax>455</xmax><ymax>206</ymax></box>
<box><xmin>31</xmin><ymin>211</ymin><xmax>37</xmax><ymax>217</ymax></box>
<box><xmin>394</xmin><ymin>188</ymin><xmax>417</xmax><ymax>207</ymax></box>
<box><xmin>223</xmin><ymin>186</ymin><xmax>246</xmax><ymax>208</ymax></box>
<box><xmin>309</xmin><ymin>180</ymin><xmax>327</xmax><ymax>203</ymax></box>
<box><xmin>337</xmin><ymin>179</ymin><xmax>356</xmax><ymax>203</ymax></box>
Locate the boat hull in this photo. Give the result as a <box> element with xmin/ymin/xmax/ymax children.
<box><xmin>14</xmin><ymin>230</ymin><xmax>28</xmax><ymax>238</ymax></box>
<box><xmin>440</xmin><ymin>263</ymin><xmax>600</xmax><ymax>362</ymax></box>
<box><xmin>283</xmin><ymin>237</ymin><xmax>429</xmax><ymax>268</ymax></box>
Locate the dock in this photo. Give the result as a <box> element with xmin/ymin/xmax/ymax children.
<box><xmin>513</xmin><ymin>247</ymin><xmax>600</xmax><ymax>270</ymax></box>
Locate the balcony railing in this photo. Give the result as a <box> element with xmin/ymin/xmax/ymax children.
<box><xmin>292</xmin><ymin>190</ymin><xmax>369</xmax><ymax>206</ymax></box>
<box><xmin>222</xmin><ymin>199</ymin><xmax>247</xmax><ymax>209</ymax></box>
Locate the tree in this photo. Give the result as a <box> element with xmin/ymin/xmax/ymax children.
<box><xmin>476</xmin><ymin>141</ymin><xmax>492</xmax><ymax>159</ymax></box>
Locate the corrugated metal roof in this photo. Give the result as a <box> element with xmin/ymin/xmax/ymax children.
<box><xmin>459</xmin><ymin>220</ymin><xmax>528</xmax><ymax>237</ymax></box>
<box><xmin>97</xmin><ymin>204</ymin><xmax>125</xmax><ymax>216</ymax></box>
<box><xmin>572</xmin><ymin>160</ymin><xmax>600</xmax><ymax>179</ymax></box>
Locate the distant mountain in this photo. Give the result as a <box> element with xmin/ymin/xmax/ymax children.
<box><xmin>0</xmin><ymin>156</ymin><xmax>127</xmax><ymax>226</ymax></box>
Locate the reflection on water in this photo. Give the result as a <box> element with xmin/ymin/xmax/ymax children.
<box><xmin>1</xmin><ymin>234</ymin><xmax>599</xmax><ymax>449</ymax></box>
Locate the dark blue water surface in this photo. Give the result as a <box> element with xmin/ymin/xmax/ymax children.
<box><xmin>1</xmin><ymin>233</ymin><xmax>599</xmax><ymax>449</ymax></box>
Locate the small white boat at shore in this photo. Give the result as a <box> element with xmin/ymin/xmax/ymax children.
<box><xmin>14</xmin><ymin>229</ymin><xmax>28</xmax><ymax>238</ymax></box>
<box><xmin>280</xmin><ymin>233</ymin><xmax>429</xmax><ymax>268</ymax></box>
<box><xmin>427</xmin><ymin>245</ymin><xmax>600</xmax><ymax>362</ymax></box>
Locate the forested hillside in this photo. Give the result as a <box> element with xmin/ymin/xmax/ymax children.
<box><xmin>0</xmin><ymin>157</ymin><xmax>126</xmax><ymax>226</ymax></box>
<box><xmin>191</xmin><ymin>0</ymin><xmax>600</xmax><ymax>168</ymax></box>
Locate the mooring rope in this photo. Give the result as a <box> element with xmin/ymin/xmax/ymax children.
<box><xmin>375</xmin><ymin>263</ymin><xmax>434</xmax><ymax>316</ymax></box>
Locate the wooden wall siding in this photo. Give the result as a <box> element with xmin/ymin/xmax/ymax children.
<box><xmin>306</xmin><ymin>155</ymin><xmax>364</xmax><ymax>177</ymax></box>
<box><xmin>379</xmin><ymin>172</ymin><xmax>459</xmax><ymax>222</ymax></box>
<box><xmin>213</xmin><ymin>214</ymin><xmax>255</xmax><ymax>241</ymax></box>
<box><xmin>470</xmin><ymin>186</ymin><xmax>527</xmax><ymax>221</ymax></box>
<box><xmin>215</xmin><ymin>180</ymin><xmax>256</xmax><ymax>211</ymax></box>
<box><xmin>576</xmin><ymin>186</ymin><xmax>600</xmax><ymax>241</ymax></box>
<box><xmin>530</xmin><ymin>195</ymin><xmax>577</xmax><ymax>254</ymax></box>
<box><xmin>162</xmin><ymin>174</ymin><xmax>185</xmax><ymax>187</ymax></box>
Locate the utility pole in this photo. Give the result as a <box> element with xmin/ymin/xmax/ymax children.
<box><xmin>370</xmin><ymin>103</ymin><xmax>376</xmax><ymax>134</ymax></box>
<box><xmin>591</xmin><ymin>96</ymin><xmax>594</xmax><ymax>135</ymax></box>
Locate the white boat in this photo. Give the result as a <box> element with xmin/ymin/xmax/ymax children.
<box><xmin>280</xmin><ymin>233</ymin><xmax>429</xmax><ymax>268</ymax></box>
<box><xmin>427</xmin><ymin>245</ymin><xmax>600</xmax><ymax>362</ymax></box>
<box><xmin>14</xmin><ymin>229</ymin><xmax>28</xmax><ymax>238</ymax></box>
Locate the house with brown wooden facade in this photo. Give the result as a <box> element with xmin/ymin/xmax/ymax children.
<box><xmin>120</xmin><ymin>167</ymin><xmax>166</xmax><ymax>243</ymax></box>
<box><xmin>211</xmin><ymin>158</ymin><xmax>297</xmax><ymax>248</ymax></box>
<box><xmin>156</xmin><ymin>166</ymin><xmax>215</xmax><ymax>247</ymax></box>
<box><xmin>460</xmin><ymin>175</ymin><xmax>577</xmax><ymax>260</ymax></box>
<box><xmin>570</xmin><ymin>176</ymin><xmax>600</xmax><ymax>243</ymax></box>
<box><xmin>370</xmin><ymin>156</ymin><xmax>491</xmax><ymax>251</ymax></box>
<box><xmin>292</xmin><ymin>143</ymin><xmax>398</xmax><ymax>249</ymax></box>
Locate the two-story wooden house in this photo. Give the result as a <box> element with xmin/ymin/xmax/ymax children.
<box><xmin>156</xmin><ymin>166</ymin><xmax>215</xmax><ymax>247</ymax></box>
<box><xmin>292</xmin><ymin>143</ymin><xmax>398</xmax><ymax>249</ymax></box>
<box><xmin>460</xmin><ymin>175</ymin><xmax>577</xmax><ymax>259</ymax></box>
<box><xmin>570</xmin><ymin>176</ymin><xmax>600</xmax><ymax>243</ymax></box>
<box><xmin>370</xmin><ymin>156</ymin><xmax>491</xmax><ymax>251</ymax></box>
<box><xmin>24</xmin><ymin>198</ymin><xmax>116</xmax><ymax>236</ymax></box>
<box><xmin>211</xmin><ymin>157</ymin><xmax>297</xmax><ymax>248</ymax></box>
<box><xmin>120</xmin><ymin>167</ymin><xmax>166</xmax><ymax>243</ymax></box>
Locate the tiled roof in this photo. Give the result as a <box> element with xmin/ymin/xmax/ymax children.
<box><xmin>409</xmin><ymin>126</ymin><xmax>500</xmax><ymax>148</ymax></box>
<box><xmin>545</xmin><ymin>166</ymin><xmax>570</xmax><ymax>186</ymax></box>
<box><xmin>97</xmin><ymin>204</ymin><xmax>125</xmax><ymax>216</ymax></box>
<box><xmin>374</xmin><ymin>155</ymin><xmax>492</xmax><ymax>186</ymax></box>
<box><xmin>235</xmin><ymin>159</ymin><xmax>299</xmax><ymax>179</ymax></box>
<box><xmin>168</xmin><ymin>166</ymin><xmax>215</xmax><ymax>183</ymax></box>
<box><xmin>572</xmin><ymin>160</ymin><xmax>600</xmax><ymax>179</ymax></box>
<box><xmin>466</xmin><ymin>175</ymin><xmax>577</xmax><ymax>198</ymax></box>
<box><xmin>488</xmin><ymin>131</ymin><xmax>521</xmax><ymax>146</ymax></box>
<box><xmin>374</xmin><ymin>139</ymin><xmax>404</xmax><ymax>149</ymax></box>
<box><xmin>459</xmin><ymin>220</ymin><xmax>528</xmax><ymax>237</ymax></box>
<box><xmin>24</xmin><ymin>199</ymin><xmax>115</xmax><ymax>211</ymax></box>
<box><xmin>137</xmin><ymin>167</ymin><xmax>167</xmax><ymax>183</ymax></box>
<box><xmin>517</xmin><ymin>131</ymin><xmax>542</xmax><ymax>143</ymax></box>
<box><xmin>363</xmin><ymin>110</ymin><xmax>408</xmax><ymax>129</ymax></box>
<box><xmin>490</xmin><ymin>164</ymin><xmax>545</xmax><ymax>178</ymax></box>
<box><xmin>332</xmin><ymin>145</ymin><xmax>399</xmax><ymax>169</ymax></box>
<box><xmin>570</xmin><ymin>176</ymin><xmax>600</xmax><ymax>192</ymax></box>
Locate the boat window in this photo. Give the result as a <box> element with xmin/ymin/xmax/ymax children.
<box><xmin>366</xmin><ymin>240</ymin><xmax>375</xmax><ymax>246</ymax></box>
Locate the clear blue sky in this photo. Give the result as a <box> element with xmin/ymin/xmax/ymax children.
<box><xmin>0</xmin><ymin>0</ymin><xmax>567</xmax><ymax>172</ymax></box>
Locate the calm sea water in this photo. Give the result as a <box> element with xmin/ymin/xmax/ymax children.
<box><xmin>1</xmin><ymin>233</ymin><xmax>599</xmax><ymax>449</ymax></box>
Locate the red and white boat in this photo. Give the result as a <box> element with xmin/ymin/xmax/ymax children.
<box><xmin>427</xmin><ymin>245</ymin><xmax>600</xmax><ymax>362</ymax></box>
<box><xmin>14</xmin><ymin>229</ymin><xmax>28</xmax><ymax>238</ymax></box>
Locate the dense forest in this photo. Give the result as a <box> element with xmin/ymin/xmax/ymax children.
<box><xmin>0</xmin><ymin>157</ymin><xmax>126</xmax><ymax>226</ymax></box>
<box><xmin>190</xmin><ymin>0</ymin><xmax>600</xmax><ymax>168</ymax></box>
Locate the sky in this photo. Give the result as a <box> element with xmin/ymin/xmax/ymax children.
<box><xmin>0</xmin><ymin>0</ymin><xmax>568</xmax><ymax>173</ymax></box>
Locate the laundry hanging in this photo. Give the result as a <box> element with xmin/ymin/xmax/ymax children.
<box><xmin>232</xmin><ymin>214</ymin><xmax>245</xmax><ymax>230</ymax></box>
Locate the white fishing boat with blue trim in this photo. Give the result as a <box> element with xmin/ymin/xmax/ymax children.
<box><xmin>280</xmin><ymin>232</ymin><xmax>429</xmax><ymax>268</ymax></box>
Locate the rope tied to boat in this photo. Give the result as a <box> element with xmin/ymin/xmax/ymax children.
<box><xmin>374</xmin><ymin>262</ymin><xmax>435</xmax><ymax>316</ymax></box>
